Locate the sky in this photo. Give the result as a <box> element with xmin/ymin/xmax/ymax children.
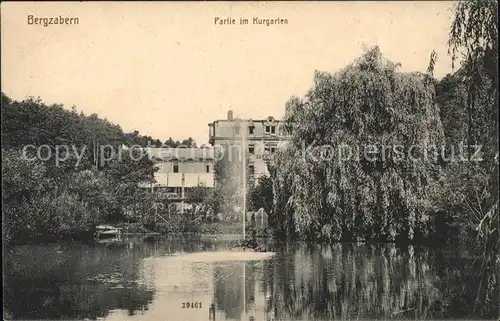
<box><xmin>2</xmin><ymin>1</ymin><xmax>458</xmax><ymax>146</ymax></box>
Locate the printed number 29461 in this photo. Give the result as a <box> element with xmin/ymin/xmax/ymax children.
<box><xmin>182</xmin><ymin>302</ymin><xmax>202</xmax><ymax>308</ymax></box>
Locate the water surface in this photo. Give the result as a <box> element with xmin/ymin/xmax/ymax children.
<box><xmin>3</xmin><ymin>236</ymin><xmax>498</xmax><ymax>320</ymax></box>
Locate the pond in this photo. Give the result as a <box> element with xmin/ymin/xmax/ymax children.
<box><xmin>3</xmin><ymin>236</ymin><xmax>498</xmax><ymax>320</ymax></box>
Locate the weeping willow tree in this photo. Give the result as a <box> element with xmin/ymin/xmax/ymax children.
<box><xmin>273</xmin><ymin>46</ymin><xmax>444</xmax><ymax>242</ymax></box>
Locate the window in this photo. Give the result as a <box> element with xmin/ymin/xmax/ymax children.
<box><xmin>248</xmin><ymin>126</ymin><xmax>255</xmax><ymax>134</ymax></box>
<box><xmin>248</xmin><ymin>145</ymin><xmax>255</xmax><ymax>154</ymax></box>
<box><xmin>234</xmin><ymin>126</ymin><xmax>240</xmax><ymax>135</ymax></box>
<box><xmin>248</xmin><ymin>165</ymin><xmax>255</xmax><ymax>176</ymax></box>
<box><xmin>173</xmin><ymin>164</ymin><xmax>179</xmax><ymax>173</ymax></box>
<box><xmin>206</xmin><ymin>165</ymin><xmax>210</xmax><ymax>173</ymax></box>
<box><xmin>265</xmin><ymin>146</ymin><xmax>276</xmax><ymax>154</ymax></box>
<box><xmin>265</xmin><ymin>126</ymin><xmax>270</xmax><ymax>133</ymax></box>
<box><xmin>271</xmin><ymin>126</ymin><xmax>276</xmax><ymax>134</ymax></box>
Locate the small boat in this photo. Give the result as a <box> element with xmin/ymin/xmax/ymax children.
<box><xmin>96</xmin><ymin>225</ymin><xmax>122</xmax><ymax>241</ymax></box>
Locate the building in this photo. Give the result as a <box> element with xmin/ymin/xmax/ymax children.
<box><xmin>142</xmin><ymin>147</ymin><xmax>215</xmax><ymax>202</ymax></box>
<box><xmin>208</xmin><ymin>110</ymin><xmax>290</xmax><ymax>185</ymax></box>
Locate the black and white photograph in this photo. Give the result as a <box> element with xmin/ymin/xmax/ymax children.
<box><xmin>1</xmin><ymin>1</ymin><xmax>498</xmax><ymax>320</ymax></box>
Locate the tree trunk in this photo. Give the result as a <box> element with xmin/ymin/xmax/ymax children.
<box><xmin>466</xmin><ymin>83</ymin><xmax>474</xmax><ymax>160</ymax></box>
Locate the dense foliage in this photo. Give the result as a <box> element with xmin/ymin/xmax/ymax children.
<box><xmin>444</xmin><ymin>0</ymin><xmax>498</xmax><ymax>249</ymax></box>
<box><xmin>249</xmin><ymin>174</ymin><xmax>274</xmax><ymax>216</ymax></box>
<box><xmin>1</xmin><ymin>94</ymin><xmax>200</xmax><ymax>244</ymax></box>
<box><xmin>209</xmin><ymin>146</ymin><xmax>246</xmax><ymax>216</ymax></box>
<box><xmin>272</xmin><ymin>47</ymin><xmax>444</xmax><ymax>242</ymax></box>
<box><xmin>1</xmin><ymin>0</ymin><xmax>497</xmax><ymax>252</ymax></box>
<box><xmin>269</xmin><ymin>0</ymin><xmax>498</xmax><ymax>247</ymax></box>
<box><xmin>1</xmin><ymin>93</ymin><xmax>196</xmax><ymax>150</ymax></box>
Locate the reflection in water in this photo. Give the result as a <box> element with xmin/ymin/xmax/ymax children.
<box><xmin>3</xmin><ymin>237</ymin><xmax>498</xmax><ymax>320</ymax></box>
<box><xmin>3</xmin><ymin>240</ymin><xmax>155</xmax><ymax>320</ymax></box>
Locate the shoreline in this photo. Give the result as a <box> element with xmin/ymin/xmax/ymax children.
<box><xmin>4</xmin><ymin>230</ymin><xmax>477</xmax><ymax>251</ymax></box>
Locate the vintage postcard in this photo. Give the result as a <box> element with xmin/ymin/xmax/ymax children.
<box><xmin>1</xmin><ymin>1</ymin><xmax>498</xmax><ymax>321</ymax></box>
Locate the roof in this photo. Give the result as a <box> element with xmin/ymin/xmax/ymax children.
<box><xmin>209</xmin><ymin>119</ymin><xmax>284</xmax><ymax>125</ymax></box>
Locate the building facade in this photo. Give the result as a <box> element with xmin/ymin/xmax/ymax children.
<box><xmin>143</xmin><ymin>147</ymin><xmax>215</xmax><ymax>200</ymax></box>
<box><xmin>208</xmin><ymin>110</ymin><xmax>290</xmax><ymax>185</ymax></box>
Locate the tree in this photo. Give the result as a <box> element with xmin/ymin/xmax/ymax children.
<box><xmin>0</xmin><ymin>93</ymin><xmax>164</xmax><ymax>244</ymax></box>
<box><xmin>180</xmin><ymin>137</ymin><xmax>196</xmax><ymax>148</ymax></box>
<box><xmin>438</xmin><ymin>4</ymin><xmax>498</xmax><ymax>308</ymax></box>
<box><xmin>273</xmin><ymin>47</ymin><xmax>444</xmax><ymax>242</ymax></box>
<box><xmin>2</xmin><ymin>150</ymin><xmax>103</xmax><ymax>244</ymax></box>
<box><xmin>443</xmin><ymin>0</ymin><xmax>498</xmax><ymax>246</ymax></box>
<box><xmin>164</xmin><ymin>137</ymin><xmax>179</xmax><ymax>147</ymax></box>
<box><xmin>209</xmin><ymin>146</ymin><xmax>246</xmax><ymax>215</ymax></box>
<box><xmin>249</xmin><ymin>175</ymin><xmax>274</xmax><ymax>218</ymax></box>
<box><xmin>188</xmin><ymin>184</ymin><xmax>212</xmax><ymax>204</ymax></box>
<box><xmin>2</xmin><ymin>150</ymin><xmax>48</xmax><ymax>243</ymax></box>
